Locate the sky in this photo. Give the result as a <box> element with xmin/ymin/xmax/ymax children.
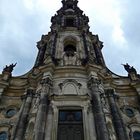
<box><xmin>0</xmin><ymin>0</ymin><xmax>140</xmax><ymax>76</ymax></box>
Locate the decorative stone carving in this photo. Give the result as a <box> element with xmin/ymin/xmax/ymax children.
<box><xmin>88</xmin><ymin>77</ymin><xmax>100</xmax><ymax>85</ymax></box>
<box><xmin>63</xmin><ymin>83</ymin><xmax>77</xmax><ymax>95</ymax></box>
<box><xmin>122</xmin><ymin>63</ymin><xmax>140</xmax><ymax>80</ymax></box>
<box><xmin>2</xmin><ymin>63</ymin><xmax>17</xmax><ymax>73</ymax></box>
<box><xmin>87</xmin><ymin>77</ymin><xmax>101</xmax><ymax>91</ymax></box>
<box><xmin>40</xmin><ymin>77</ymin><xmax>52</xmax><ymax>87</ymax></box>
<box><xmin>2</xmin><ymin>63</ymin><xmax>17</xmax><ymax>81</ymax></box>
<box><xmin>58</xmin><ymin>79</ymin><xmax>83</xmax><ymax>95</ymax></box>
<box><xmin>100</xmin><ymin>93</ymin><xmax>110</xmax><ymax>114</ymax></box>
<box><xmin>106</xmin><ymin>121</ymin><xmax>117</xmax><ymax>140</ymax></box>
<box><xmin>63</xmin><ymin>52</ymin><xmax>81</xmax><ymax>66</ymax></box>
<box><xmin>51</xmin><ymin>0</ymin><xmax>89</xmax><ymax>32</ymax></box>
<box><xmin>32</xmin><ymin>93</ymin><xmax>40</xmax><ymax>110</ymax></box>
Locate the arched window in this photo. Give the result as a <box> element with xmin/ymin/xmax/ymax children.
<box><xmin>64</xmin><ymin>44</ymin><xmax>76</xmax><ymax>57</ymax></box>
<box><xmin>133</xmin><ymin>131</ymin><xmax>140</xmax><ymax>140</ymax></box>
<box><xmin>65</xmin><ymin>18</ymin><xmax>75</xmax><ymax>27</ymax></box>
<box><xmin>67</xmin><ymin>4</ymin><xmax>73</xmax><ymax>9</ymax></box>
<box><xmin>0</xmin><ymin>131</ymin><xmax>7</xmax><ymax>140</ymax></box>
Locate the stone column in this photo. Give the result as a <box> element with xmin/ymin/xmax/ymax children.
<box><xmin>92</xmin><ymin>41</ymin><xmax>105</xmax><ymax>66</ymax></box>
<box><xmin>13</xmin><ymin>89</ymin><xmax>34</xmax><ymax>140</ymax></box>
<box><xmin>106</xmin><ymin>89</ymin><xmax>128</xmax><ymax>140</ymax></box>
<box><xmin>87</xmin><ymin>77</ymin><xmax>109</xmax><ymax>140</ymax></box>
<box><xmin>82</xmin><ymin>32</ymin><xmax>89</xmax><ymax>65</ymax></box>
<box><xmin>34</xmin><ymin>45</ymin><xmax>46</xmax><ymax>67</ymax></box>
<box><xmin>51</xmin><ymin>32</ymin><xmax>58</xmax><ymax>65</ymax></box>
<box><xmin>34</xmin><ymin>77</ymin><xmax>52</xmax><ymax>140</ymax></box>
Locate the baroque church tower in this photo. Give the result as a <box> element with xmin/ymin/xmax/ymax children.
<box><xmin>0</xmin><ymin>0</ymin><xmax>140</xmax><ymax>140</ymax></box>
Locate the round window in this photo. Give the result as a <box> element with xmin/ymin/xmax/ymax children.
<box><xmin>125</xmin><ymin>108</ymin><xmax>135</xmax><ymax>117</ymax></box>
<box><xmin>6</xmin><ymin>109</ymin><xmax>17</xmax><ymax>118</ymax></box>
<box><xmin>0</xmin><ymin>131</ymin><xmax>7</xmax><ymax>140</ymax></box>
<box><xmin>133</xmin><ymin>131</ymin><xmax>140</xmax><ymax>140</ymax></box>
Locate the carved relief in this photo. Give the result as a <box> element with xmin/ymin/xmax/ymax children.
<box><xmin>31</xmin><ymin>94</ymin><xmax>40</xmax><ymax>111</ymax></box>
<box><xmin>63</xmin><ymin>83</ymin><xmax>77</xmax><ymax>95</ymax></box>
<box><xmin>87</xmin><ymin>77</ymin><xmax>104</xmax><ymax>94</ymax></box>
<box><xmin>100</xmin><ymin>93</ymin><xmax>110</xmax><ymax>114</ymax></box>
<box><xmin>107</xmin><ymin>121</ymin><xmax>117</xmax><ymax>140</ymax></box>
<box><xmin>26</xmin><ymin>122</ymin><xmax>34</xmax><ymax>140</ymax></box>
<box><xmin>58</xmin><ymin>79</ymin><xmax>82</xmax><ymax>95</ymax></box>
<box><xmin>63</xmin><ymin>52</ymin><xmax>81</xmax><ymax>66</ymax></box>
<box><xmin>39</xmin><ymin>77</ymin><xmax>53</xmax><ymax>94</ymax></box>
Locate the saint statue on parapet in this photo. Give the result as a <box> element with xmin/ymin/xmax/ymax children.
<box><xmin>122</xmin><ymin>63</ymin><xmax>137</xmax><ymax>74</ymax></box>
<box><xmin>122</xmin><ymin>63</ymin><xmax>140</xmax><ymax>80</ymax></box>
<box><xmin>3</xmin><ymin>63</ymin><xmax>17</xmax><ymax>73</ymax></box>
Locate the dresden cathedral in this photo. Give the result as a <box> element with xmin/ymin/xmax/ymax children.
<box><xmin>0</xmin><ymin>0</ymin><xmax>140</xmax><ymax>140</ymax></box>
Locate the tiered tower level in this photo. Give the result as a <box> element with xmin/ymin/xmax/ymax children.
<box><xmin>0</xmin><ymin>0</ymin><xmax>140</xmax><ymax>140</ymax></box>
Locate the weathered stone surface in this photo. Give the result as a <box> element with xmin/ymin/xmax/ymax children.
<box><xmin>0</xmin><ymin>1</ymin><xmax>140</xmax><ymax>140</ymax></box>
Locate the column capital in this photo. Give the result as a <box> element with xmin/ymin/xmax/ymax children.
<box><xmin>87</xmin><ymin>77</ymin><xmax>101</xmax><ymax>89</ymax></box>
<box><xmin>105</xmin><ymin>89</ymin><xmax>119</xmax><ymax>99</ymax></box>
<box><xmin>40</xmin><ymin>77</ymin><xmax>52</xmax><ymax>87</ymax></box>
<box><xmin>40</xmin><ymin>77</ymin><xmax>52</xmax><ymax>94</ymax></box>
<box><xmin>21</xmin><ymin>89</ymin><xmax>35</xmax><ymax>100</ymax></box>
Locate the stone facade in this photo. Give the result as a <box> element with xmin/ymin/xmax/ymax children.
<box><xmin>0</xmin><ymin>0</ymin><xmax>140</xmax><ymax>140</ymax></box>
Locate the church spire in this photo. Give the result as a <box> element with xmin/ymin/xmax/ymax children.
<box><xmin>61</xmin><ymin>0</ymin><xmax>78</xmax><ymax>9</ymax></box>
<box><xmin>34</xmin><ymin>0</ymin><xmax>105</xmax><ymax>68</ymax></box>
<box><xmin>51</xmin><ymin>0</ymin><xmax>89</xmax><ymax>32</ymax></box>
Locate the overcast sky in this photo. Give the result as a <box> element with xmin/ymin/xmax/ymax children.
<box><xmin>0</xmin><ymin>0</ymin><xmax>140</xmax><ymax>76</ymax></box>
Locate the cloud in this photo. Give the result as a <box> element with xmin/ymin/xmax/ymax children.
<box><xmin>79</xmin><ymin>0</ymin><xmax>140</xmax><ymax>75</ymax></box>
<box><xmin>0</xmin><ymin>0</ymin><xmax>140</xmax><ymax>76</ymax></box>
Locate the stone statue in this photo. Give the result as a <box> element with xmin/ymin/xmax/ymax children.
<box><xmin>122</xmin><ymin>63</ymin><xmax>131</xmax><ymax>73</ymax></box>
<box><xmin>122</xmin><ymin>63</ymin><xmax>140</xmax><ymax>80</ymax></box>
<box><xmin>122</xmin><ymin>63</ymin><xmax>137</xmax><ymax>74</ymax></box>
<box><xmin>130</xmin><ymin>66</ymin><xmax>137</xmax><ymax>74</ymax></box>
<box><xmin>3</xmin><ymin>63</ymin><xmax>17</xmax><ymax>73</ymax></box>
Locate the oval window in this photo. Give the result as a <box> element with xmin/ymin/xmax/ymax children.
<box><xmin>0</xmin><ymin>131</ymin><xmax>7</xmax><ymax>140</ymax></box>
<box><xmin>6</xmin><ymin>109</ymin><xmax>17</xmax><ymax>118</ymax></box>
<box><xmin>133</xmin><ymin>131</ymin><xmax>140</xmax><ymax>140</ymax></box>
<box><xmin>125</xmin><ymin>108</ymin><xmax>135</xmax><ymax>117</ymax></box>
